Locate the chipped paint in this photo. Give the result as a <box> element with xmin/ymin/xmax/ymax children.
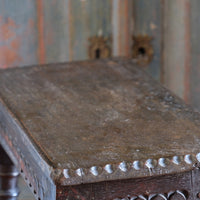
<box><xmin>0</xmin><ymin>17</ymin><xmax>21</xmax><ymax>68</ymax></box>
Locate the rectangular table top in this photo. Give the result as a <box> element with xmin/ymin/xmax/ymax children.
<box><xmin>0</xmin><ymin>58</ymin><xmax>200</xmax><ymax>187</ymax></box>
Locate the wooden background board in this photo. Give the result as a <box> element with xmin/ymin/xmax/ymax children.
<box><xmin>189</xmin><ymin>0</ymin><xmax>200</xmax><ymax>110</ymax></box>
<box><xmin>162</xmin><ymin>0</ymin><xmax>200</xmax><ymax>111</ymax></box>
<box><xmin>163</xmin><ymin>0</ymin><xmax>191</xmax><ymax>102</ymax></box>
<box><xmin>133</xmin><ymin>0</ymin><xmax>163</xmax><ymax>81</ymax></box>
<box><xmin>0</xmin><ymin>0</ymin><xmax>163</xmax><ymax>79</ymax></box>
<box><xmin>0</xmin><ymin>0</ymin><xmax>38</xmax><ymax>68</ymax></box>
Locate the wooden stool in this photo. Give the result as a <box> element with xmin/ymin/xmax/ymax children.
<box><xmin>0</xmin><ymin>58</ymin><xmax>200</xmax><ymax>200</ymax></box>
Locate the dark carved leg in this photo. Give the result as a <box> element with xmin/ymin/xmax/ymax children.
<box><xmin>0</xmin><ymin>145</ymin><xmax>19</xmax><ymax>200</ymax></box>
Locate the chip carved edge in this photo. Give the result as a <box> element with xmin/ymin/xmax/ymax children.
<box><xmin>114</xmin><ymin>190</ymin><xmax>188</xmax><ymax>200</ymax></box>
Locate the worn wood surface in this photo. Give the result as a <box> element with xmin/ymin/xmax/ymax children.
<box><xmin>0</xmin><ymin>58</ymin><xmax>200</xmax><ymax>187</ymax></box>
<box><xmin>1</xmin><ymin>58</ymin><xmax>200</xmax><ymax>199</ymax></box>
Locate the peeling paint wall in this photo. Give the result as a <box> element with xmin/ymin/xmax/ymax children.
<box><xmin>133</xmin><ymin>0</ymin><xmax>164</xmax><ymax>81</ymax></box>
<box><xmin>0</xmin><ymin>0</ymin><xmax>112</xmax><ymax>68</ymax></box>
<box><xmin>0</xmin><ymin>1</ymin><xmax>38</xmax><ymax>68</ymax></box>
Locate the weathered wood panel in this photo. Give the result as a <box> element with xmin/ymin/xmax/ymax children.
<box><xmin>42</xmin><ymin>0</ymin><xmax>112</xmax><ymax>63</ymax></box>
<box><xmin>163</xmin><ymin>0</ymin><xmax>191</xmax><ymax>101</ymax></box>
<box><xmin>68</xmin><ymin>0</ymin><xmax>112</xmax><ymax>61</ymax></box>
<box><xmin>0</xmin><ymin>0</ymin><xmax>134</xmax><ymax>68</ymax></box>
<box><xmin>0</xmin><ymin>0</ymin><xmax>38</xmax><ymax>68</ymax></box>
<box><xmin>0</xmin><ymin>0</ymin><xmax>113</xmax><ymax>68</ymax></box>
<box><xmin>189</xmin><ymin>0</ymin><xmax>200</xmax><ymax>110</ymax></box>
<box><xmin>112</xmin><ymin>0</ymin><xmax>134</xmax><ymax>57</ymax></box>
<box><xmin>41</xmin><ymin>0</ymin><xmax>70</xmax><ymax>63</ymax></box>
<box><xmin>133</xmin><ymin>0</ymin><xmax>163</xmax><ymax>81</ymax></box>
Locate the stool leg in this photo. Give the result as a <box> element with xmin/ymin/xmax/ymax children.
<box><xmin>0</xmin><ymin>145</ymin><xmax>19</xmax><ymax>200</ymax></box>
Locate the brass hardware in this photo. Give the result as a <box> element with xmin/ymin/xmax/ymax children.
<box><xmin>132</xmin><ymin>35</ymin><xmax>154</xmax><ymax>66</ymax></box>
<box><xmin>88</xmin><ymin>36</ymin><xmax>111</xmax><ymax>59</ymax></box>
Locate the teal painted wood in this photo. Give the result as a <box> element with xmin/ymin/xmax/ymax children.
<box><xmin>133</xmin><ymin>0</ymin><xmax>163</xmax><ymax>81</ymax></box>
<box><xmin>42</xmin><ymin>0</ymin><xmax>112</xmax><ymax>62</ymax></box>
<box><xmin>0</xmin><ymin>0</ymin><xmax>112</xmax><ymax>67</ymax></box>
<box><xmin>69</xmin><ymin>0</ymin><xmax>112</xmax><ymax>61</ymax></box>
<box><xmin>190</xmin><ymin>0</ymin><xmax>200</xmax><ymax>110</ymax></box>
<box><xmin>0</xmin><ymin>0</ymin><xmax>38</xmax><ymax>68</ymax></box>
<box><xmin>42</xmin><ymin>0</ymin><xmax>70</xmax><ymax>63</ymax></box>
<box><xmin>163</xmin><ymin>0</ymin><xmax>191</xmax><ymax>101</ymax></box>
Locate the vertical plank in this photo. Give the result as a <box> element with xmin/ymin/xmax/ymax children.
<box><xmin>42</xmin><ymin>0</ymin><xmax>70</xmax><ymax>63</ymax></box>
<box><xmin>36</xmin><ymin>0</ymin><xmax>46</xmax><ymax>64</ymax></box>
<box><xmin>69</xmin><ymin>0</ymin><xmax>112</xmax><ymax>61</ymax></box>
<box><xmin>163</xmin><ymin>0</ymin><xmax>191</xmax><ymax>100</ymax></box>
<box><xmin>189</xmin><ymin>0</ymin><xmax>200</xmax><ymax>110</ymax></box>
<box><xmin>42</xmin><ymin>0</ymin><xmax>112</xmax><ymax>63</ymax></box>
<box><xmin>68</xmin><ymin>0</ymin><xmax>89</xmax><ymax>60</ymax></box>
<box><xmin>0</xmin><ymin>0</ymin><xmax>38</xmax><ymax>68</ymax></box>
<box><xmin>133</xmin><ymin>0</ymin><xmax>163</xmax><ymax>81</ymax></box>
<box><xmin>112</xmin><ymin>0</ymin><xmax>134</xmax><ymax>57</ymax></box>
